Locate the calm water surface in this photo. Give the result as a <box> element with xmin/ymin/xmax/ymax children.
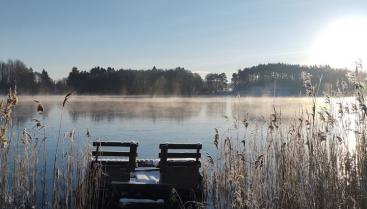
<box><xmin>13</xmin><ymin>96</ymin><xmax>314</xmax><ymax>158</ymax></box>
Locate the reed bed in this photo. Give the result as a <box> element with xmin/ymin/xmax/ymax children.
<box><xmin>203</xmin><ymin>67</ymin><xmax>367</xmax><ymax>209</ymax></box>
<box><xmin>0</xmin><ymin>91</ymin><xmax>103</xmax><ymax>209</ymax></box>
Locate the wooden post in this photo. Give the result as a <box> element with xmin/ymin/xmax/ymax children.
<box><xmin>129</xmin><ymin>143</ymin><xmax>138</xmax><ymax>171</ymax></box>
<box><xmin>160</xmin><ymin>144</ymin><xmax>168</xmax><ymax>168</ymax></box>
<box><xmin>196</xmin><ymin>147</ymin><xmax>200</xmax><ymax>162</ymax></box>
<box><xmin>95</xmin><ymin>142</ymin><xmax>100</xmax><ymax>163</ymax></box>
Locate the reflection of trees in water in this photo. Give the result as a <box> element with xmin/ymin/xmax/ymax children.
<box><xmin>65</xmin><ymin>101</ymin><xmax>206</xmax><ymax>123</ymax></box>
<box><xmin>230</xmin><ymin>98</ymin><xmax>313</xmax><ymax>122</ymax></box>
<box><xmin>204</xmin><ymin>101</ymin><xmax>228</xmax><ymax>117</ymax></box>
<box><xmin>12</xmin><ymin>101</ymin><xmax>53</xmax><ymax>126</ymax></box>
<box><xmin>9</xmin><ymin>97</ymin><xmax>315</xmax><ymax>127</ymax></box>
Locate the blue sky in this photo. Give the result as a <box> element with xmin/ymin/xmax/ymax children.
<box><xmin>1</xmin><ymin>0</ymin><xmax>367</xmax><ymax>79</ymax></box>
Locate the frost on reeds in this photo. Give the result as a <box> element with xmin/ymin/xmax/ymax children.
<box><xmin>0</xmin><ymin>91</ymin><xmax>101</xmax><ymax>209</ymax></box>
<box><xmin>203</xmin><ymin>64</ymin><xmax>367</xmax><ymax>209</ymax></box>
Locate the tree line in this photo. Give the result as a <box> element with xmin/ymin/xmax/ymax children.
<box><xmin>231</xmin><ymin>63</ymin><xmax>358</xmax><ymax>96</ymax></box>
<box><xmin>0</xmin><ymin>60</ymin><xmax>228</xmax><ymax>95</ymax></box>
<box><xmin>0</xmin><ymin>60</ymin><xmax>360</xmax><ymax>96</ymax></box>
<box><xmin>0</xmin><ymin>60</ymin><xmax>54</xmax><ymax>94</ymax></box>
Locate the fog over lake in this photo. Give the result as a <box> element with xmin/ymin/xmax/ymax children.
<box><xmin>11</xmin><ymin>96</ymin><xmax>315</xmax><ymax>158</ymax></box>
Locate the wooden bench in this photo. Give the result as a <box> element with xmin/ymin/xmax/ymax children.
<box><xmin>90</xmin><ymin>142</ymin><xmax>203</xmax><ymax>208</ymax></box>
<box><xmin>159</xmin><ymin>143</ymin><xmax>202</xmax><ymax>188</ymax></box>
<box><xmin>92</xmin><ymin>141</ymin><xmax>138</xmax><ymax>182</ymax></box>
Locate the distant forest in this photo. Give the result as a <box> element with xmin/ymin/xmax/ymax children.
<box><xmin>0</xmin><ymin>60</ymin><xmax>359</xmax><ymax>96</ymax></box>
<box><xmin>232</xmin><ymin>63</ymin><xmax>358</xmax><ymax>96</ymax></box>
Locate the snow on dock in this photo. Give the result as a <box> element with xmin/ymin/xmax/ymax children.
<box><xmin>129</xmin><ymin>167</ymin><xmax>160</xmax><ymax>184</ymax></box>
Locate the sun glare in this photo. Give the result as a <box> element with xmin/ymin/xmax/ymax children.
<box><xmin>309</xmin><ymin>16</ymin><xmax>367</xmax><ymax>69</ymax></box>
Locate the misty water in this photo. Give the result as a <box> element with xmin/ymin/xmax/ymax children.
<box><xmin>4</xmin><ymin>95</ymin><xmax>327</xmax><ymax>205</ymax></box>
<box><xmin>12</xmin><ymin>96</ymin><xmax>315</xmax><ymax>159</ymax></box>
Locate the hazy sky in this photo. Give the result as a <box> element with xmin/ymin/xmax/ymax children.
<box><xmin>1</xmin><ymin>0</ymin><xmax>367</xmax><ymax>79</ymax></box>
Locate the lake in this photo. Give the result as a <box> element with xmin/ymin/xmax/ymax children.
<box><xmin>12</xmin><ymin>96</ymin><xmax>315</xmax><ymax>159</ymax></box>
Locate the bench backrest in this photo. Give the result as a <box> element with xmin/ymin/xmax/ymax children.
<box><xmin>92</xmin><ymin>141</ymin><xmax>138</xmax><ymax>171</ymax></box>
<box><xmin>158</xmin><ymin>143</ymin><xmax>202</xmax><ymax>187</ymax></box>
<box><xmin>159</xmin><ymin>143</ymin><xmax>202</xmax><ymax>166</ymax></box>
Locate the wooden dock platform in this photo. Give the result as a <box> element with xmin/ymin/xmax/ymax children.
<box><xmin>90</xmin><ymin>141</ymin><xmax>203</xmax><ymax>209</ymax></box>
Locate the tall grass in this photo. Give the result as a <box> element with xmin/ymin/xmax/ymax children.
<box><xmin>203</xmin><ymin>66</ymin><xmax>367</xmax><ymax>209</ymax></box>
<box><xmin>0</xmin><ymin>91</ymin><xmax>102</xmax><ymax>209</ymax></box>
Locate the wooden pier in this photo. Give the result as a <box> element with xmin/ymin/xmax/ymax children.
<box><xmin>91</xmin><ymin>141</ymin><xmax>203</xmax><ymax>209</ymax></box>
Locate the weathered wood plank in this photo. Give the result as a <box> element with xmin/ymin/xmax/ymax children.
<box><xmin>91</xmin><ymin>160</ymin><xmax>130</xmax><ymax>166</ymax></box>
<box><xmin>159</xmin><ymin>143</ymin><xmax>202</xmax><ymax>149</ymax></box>
<box><xmin>159</xmin><ymin>152</ymin><xmax>201</xmax><ymax>159</ymax></box>
<box><xmin>92</xmin><ymin>151</ymin><xmax>131</xmax><ymax>157</ymax></box>
<box><xmin>164</xmin><ymin>161</ymin><xmax>201</xmax><ymax>166</ymax></box>
<box><xmin>93</xmin><ymin>141</ymin><xmax>138</xmax><ymax>147</ymax></box>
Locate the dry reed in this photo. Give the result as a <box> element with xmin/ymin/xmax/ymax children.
<box><xmin>0</xmin><ymin>90</ymin><xmax>102</xmax><ymax>209</ymax></box>
<box><xmin>203</xmin><ymin>64</ymin><xmax>367</xmax><ymax>209</ymax></box>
